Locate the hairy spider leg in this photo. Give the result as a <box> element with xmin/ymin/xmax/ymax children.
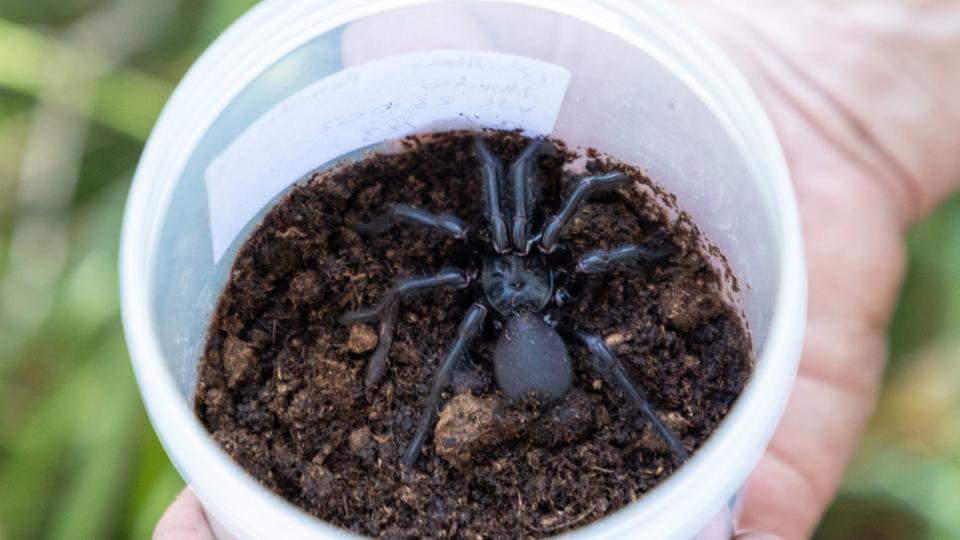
<box><xmin>561</xmin><ymin>244</ymin><xmax>673</xmax><ymax>306</ymax></box>
<box><xmin>575</xmin><ymin>244</ymin><xmax>671</xmax><ymax>274</ymax></box>
<box><xmin>340</xmin><ymin>269</ymin><xmax>469</xmax><ymax>388</ymax></box>
<box><xmin>573</xmin><ymin>330</ymin><xmax>689</xmax><ymax>461</ymax></box>
<box><xmin>539</xmin><ymin>172</ymin><xmax>630</xmax><ymax>253</ymax></box>
<box><xmin>339</xmin><ymin>269</ymin><xmax>468</xmax><ymax>324</ymax></box>
<box><xmin>508</xmin><ymin>139</ymin><xmax>546</xmax><ymax>254</ymax></box>
<box><xmin>364</xmin><ymin>301</ymin><xmax>397</xmax><ymax>388</ymax></box>
<box><xmin>403</xmin><ymin>303</ymin><xmax>488</xmax><ymax>466</ymax></box>
<box><xmin>352</xmin><ymin>203</ymin><xmax>467</xmax><ymax>240</ymax></box>
<box><xmin>473</xmin><ymin>138</ymin><xmax>510</xmax><ymax>253</ymax></box>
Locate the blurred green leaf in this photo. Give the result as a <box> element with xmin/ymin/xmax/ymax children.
<box><xmin>0</xmin><ymin>102</ymin><xmax>30</xmax><ymax>221</ymax></box>
<box><xmin>0</xmin><ymin>88</ymin><xmax>31</xmax><ymax>120</ymax></box>
<box><xmin>54</xmin><ymin>177</ymin><xmax>126</xmax><ymax>335</ymax></box>
<box><xmin>0</xmin><ymin>2</ymin><xmax>226</xmax><ymax>539</ymax></box>
<box><xmin>121</xmin><ymin>428</ymin><xmax>184</xmax><ymax>539</ymax></box>
<box><xmin>91</xmin><ymin>67</ymin><xmax>173</xmax><ymax>141</ymax></box>
<box><xmin>0</xmin><ymin>0</ymin><xmax>102</xmax><ymax>27</ymax></box>
<box><xmin>45</xmin><ymin>324</ymin><xmax>140</xmax><ymax>540</ymax></box>
<box><xmin>815</xmin><ymin>492</ymin><xmax>936</xmax><ymax>540</ymax></box>
<box><xmin>198</xmin><ymin>0</ymin><xmax>259</xmax><ymax>45</ymax></box>
<box><xmin>938</xmin><ymin>198</ymin><xmax>960</xmax><ymax>334</ymax></box>
<box><xmin>0</xmin><ymin>18</ymin><xmax>49</xmax><ymax>96</ymax></box>
<box><xmin>0</xmin><ymin>17</ymin><xmax>173</xmax><ymax>141</ymax></box>
<box><xmin>0</xmin><ymin>356</ymin><xmax>90</xmax><ymax>538</ymax></box>
<box><xmin>888</xmin><ymin>194</ymin><xmax>960</xmax><ymax>367</ymax></box>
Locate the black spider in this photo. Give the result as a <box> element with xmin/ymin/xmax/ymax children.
<box><xmin>340</xmin><ymin>137</ymin><xmax>687</xmax><ymax>466</ymax></box>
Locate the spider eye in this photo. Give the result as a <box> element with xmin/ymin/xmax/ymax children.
<box><xmin>482</xmin><ymin>255</ymin><xmax>553</xmax><ymax>315</ymax></box>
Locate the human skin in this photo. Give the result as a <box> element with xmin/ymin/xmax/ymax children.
<box><xmin>674</xmin><ymin>1</ymin><xmax>960</xmax><ymax>537</ymax></box>
<box><xmin>155</xmin><ymin>1</ymin><xmax>960</xmax><ymax>538</ymax></box>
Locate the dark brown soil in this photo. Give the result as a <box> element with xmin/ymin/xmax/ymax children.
<box><xmin>195</xmin><ymin>130</ymin><xmax>752</xmax><ymax>538</ymax></box>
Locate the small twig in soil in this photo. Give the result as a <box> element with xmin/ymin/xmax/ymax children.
<box><xmin>515</xmin><ymin>489</ymin><xmax>522</xmax><ymax>520</ymax></box>
<box><xmin>528</xmin><ymin>504</ymin><xmax>597</xmax><ymax>533</ymax></box>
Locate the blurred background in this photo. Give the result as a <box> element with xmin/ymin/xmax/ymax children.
<box><xmin>0</xmin><ymin>0</ymin><xmax>957</xmax><ymax>539</ymax></box>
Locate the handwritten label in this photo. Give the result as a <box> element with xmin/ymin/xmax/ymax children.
<box><xmin>205</xmin><ymin>50</ymin><xmax>571</xmax><ymax>262</ymax></box>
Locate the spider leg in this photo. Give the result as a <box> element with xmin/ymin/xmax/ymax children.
<box><xmin>403</xmin><ymin>303</ymin><xmax>487</xmax><ymax>466</ymax></box>
<box><xmin>363</xmin><ymin>301</ymin><xmax>397</xmax><ymax>388</ymax></box>
<box><xmin>352</xmin><ymin>203</ymin><xmax>467</xmax><ymax>240</ymax></box>
<box><xmin>571</xmin><ymin>330</ymin><xmax>689</xmax><ymax>461</ymax></box>
<box><xmin>539</xmin><ymin>172</ymin><xmax>630</xmax><ymax>253</ymax></box>
<box><xmin>473</xmin><ymin>138</ymin><xmax>510</xmax><ymax>253</ymax></box>
<box><xmin>576</xmin><ymin>244</ymin><xmax>671</xmax><ymax>274</ymax></box>
<box><xmin>339</xmin><ymin>269</ymin><xmax>469</xmax><ymax>324</ymax></box>
<box><xmin>340</xmin><ymin>269</ymin><xmax>469</xmax><ymax>389</ymax></box>
<box><xmin>508</xmin><ymin>139</ymin><xmax>545</xmax><ymax>254</ymax></box>
<box><xmin>558</xmin><ymin>244</ymin><xmax>672</xmax><ymax>309</ymax></box>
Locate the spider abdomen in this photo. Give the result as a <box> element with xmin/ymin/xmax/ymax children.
<box><xmin>494</xmin><ymin>313</ymin><xmax>572</xmax><ymax>401</ymax></box>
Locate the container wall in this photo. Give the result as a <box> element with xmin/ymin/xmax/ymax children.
<box><xmin>137</xmin><ymin>2</ymin><xmax>792</xmax><ymax>538</ymax></box>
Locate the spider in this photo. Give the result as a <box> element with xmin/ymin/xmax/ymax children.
<box><xmin>340</xmin><ymin>136</ymin><xmax>687</xmax><ymax>467</ymax></box>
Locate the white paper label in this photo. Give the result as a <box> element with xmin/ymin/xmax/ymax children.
<box><xmin>205</xmin><ymin>50</ymin><xmax>571</xmax><ymax>262</ymax></box>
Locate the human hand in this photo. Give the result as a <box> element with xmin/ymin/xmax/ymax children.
<box><xmin>155</xmin><ymin>488</ymin><xmax>214</xmax><ymax>540</ymax></box>
<box><xmin>156</xmin><ymin>2</ymin><xmax>960</xmax><ymax>539</ymax></box>
<box><xmin>674</xmin><ymin>0</ymin><xmax>960</xmax><ymax>537</ymax></box>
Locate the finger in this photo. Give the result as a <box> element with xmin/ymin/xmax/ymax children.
<box><xmin>153</xmin><ymin>487</ymin><xmax>216</xmax><ymax>540</ymax></box>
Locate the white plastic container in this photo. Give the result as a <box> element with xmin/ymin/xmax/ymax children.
<box><xmin>120</xmin><ymin>1</ymin><xmax>806</xmax><ymax>538</ymax></box>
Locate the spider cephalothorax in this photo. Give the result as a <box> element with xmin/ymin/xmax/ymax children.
<box><xmin>341</xmin><ymin>137</ymin><xmax>687</xmax><ymax>466</ymax></box>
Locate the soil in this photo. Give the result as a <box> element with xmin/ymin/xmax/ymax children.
<box><xmin>195</xmin><ymin>130</ymin><xmax>753</xmax><ymax>538</ymax></box>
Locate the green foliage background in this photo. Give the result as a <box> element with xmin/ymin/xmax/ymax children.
<box><xmin>0</xmin><ymin>1</ymin><xmax>956</xmax><ymax>538</ymax></box>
